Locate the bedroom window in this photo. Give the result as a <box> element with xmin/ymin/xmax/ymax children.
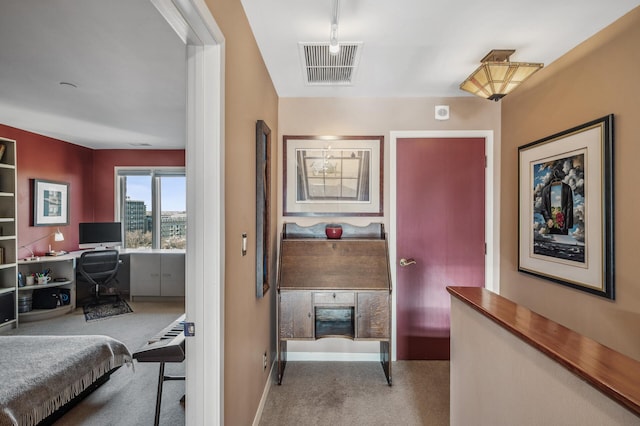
<box><xmin>115</xmin><ymin>167</ymin><xmax>186</xmax><ymax>249</ymax></box>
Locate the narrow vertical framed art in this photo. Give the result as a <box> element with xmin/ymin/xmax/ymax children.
<box><xmin>256</xmin><ymin>120</ymin><xmax>271</xmax><ymax>298</ymax></box>
<box><xmin>518</xmin><ymin>115</ymin><xmax>614</xmax><ymax>299</ymax></box>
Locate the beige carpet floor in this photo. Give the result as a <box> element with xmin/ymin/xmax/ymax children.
<box><xmin>260</xmin><ymin>360</ymin><xmax>450</xmax><ymax>426</ymax></box>
<box><xmin>7</xmin><ymin>302</ymin><xmax>449</xmax><ymax>425</ymax></box>
<box><xmin>4</xmin><ymin>300</ymin><xmax>185</xmax><ymax>426</ymax></box>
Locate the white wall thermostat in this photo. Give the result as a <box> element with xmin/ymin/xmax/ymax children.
<box><xmin>435</xmin><ymin>105</ymin><xmax>450</xmax><ymax>120</ymax></box>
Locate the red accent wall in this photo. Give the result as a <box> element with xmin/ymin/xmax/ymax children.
<box><xmin>92</xmin><ymin>150</ymin><xmax>185</xmax><ymax>222</ymax></box>
<box><xmin>0</xmin><ymin>124</ymin><xmax>185</xmax><ymax>257</ymax></box>
<box><xmin>1</xmin><ymin>124</ymin><xmax>93</xmax><ymax>257</ymax></box>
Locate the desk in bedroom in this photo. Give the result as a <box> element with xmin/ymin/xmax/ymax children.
<box><xmin>17</xmin><ymin>249</ymin><xmax>185</xmax><ymax>321</ymax></box>
<box><xmin>18</xmin><ymin>254</ymin><xmax>77</xmax><ymax>322</ymax></box>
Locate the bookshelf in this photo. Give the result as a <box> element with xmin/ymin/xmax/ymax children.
<box><xmin>0</xmin><ymin>137</ymin><xmax>17</xmax><ymax>330</ymax></box>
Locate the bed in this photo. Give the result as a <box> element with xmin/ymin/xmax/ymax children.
<box><xmin>0</xmin><ymin>335</ymin><xmax>133</xmax><ymax>426</ymax></box>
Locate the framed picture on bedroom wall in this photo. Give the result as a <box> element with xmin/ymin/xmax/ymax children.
<box><xmin>518</xmin><ymin>115</ymin><xmax>614</xmax><ymax>299</ymax></box>
<box><xmin>33</xmin><ymin>179</ymin><xmax>70</xmax><ymax>226</ymax></box>
<box><xmin>283</xmin><ymin>135</ymin><xmax>384</xmax><ymax>216</ymax></box>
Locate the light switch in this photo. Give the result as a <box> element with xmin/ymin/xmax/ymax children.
<box><xmin>242</xmin><ymin>233</ymin><xmax>247</xmax><ymax>256</ymax></box>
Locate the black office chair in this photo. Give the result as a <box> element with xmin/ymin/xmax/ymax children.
<box><xmin>77</xmin><ymin>249</ymin><xmax>121</xmax><ymax>306</ymax></box>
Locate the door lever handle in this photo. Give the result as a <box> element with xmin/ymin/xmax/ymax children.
<box><xmin>399</xmin><ymin>258</ymin><xmax>416</xmax><ymax>267</ymax></box>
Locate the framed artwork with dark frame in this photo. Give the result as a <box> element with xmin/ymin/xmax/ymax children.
<box><xmin>33</xmin><ymin>179</ymin><xmax>70</xmax><ymax>226</ymax></box>
<box><xmin>283</xmin><ymin>135</ymin><xmax>384</xmax><ymax>216</ymax></box>
<box><xmin>256</xmin><ymin>120</ymin><xmax>271</xmax><ymax>298</ymax></box>
<box><xmin>518</xmin><ymin>115</ymin><xmax>614</xmax><ymax>299</ymax></box>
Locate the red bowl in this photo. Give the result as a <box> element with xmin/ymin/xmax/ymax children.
<box><xmin>325</xmin><ymin>225</ymin><xmax>343</xmax><ymax>239</ymax></box>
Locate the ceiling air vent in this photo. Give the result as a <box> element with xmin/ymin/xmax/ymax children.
<box><xmin>299</xmin><ymin>42</ymin><xmax>362</xmax><ymax>85</ymax></box>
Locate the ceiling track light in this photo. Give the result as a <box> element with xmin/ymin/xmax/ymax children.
<box><xmin>329</xmin><ymin>0</ymin><xmax>340</xmax><ymax>55</ymax></box>
<box><xmin>460</xmin><ymin>49</ymin><xmax>543</xmax><ymax>101</ymax></box>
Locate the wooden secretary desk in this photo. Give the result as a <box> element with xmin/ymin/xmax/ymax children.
<box><xmin>276</xmin><ymin>223</ymin><xmax>392</xmax><ymax>385</ymax></box>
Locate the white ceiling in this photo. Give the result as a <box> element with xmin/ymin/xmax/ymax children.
<box><xmin>243</xmin><ymin>0</ymin><xmax>640</xmax><ymax>98</ymax></box>
<box><xmin>0</xmin><ymin>1</ymin><xmax>638</xmax><ymax>149</ymax></box>
<box><xmin>0</xmin><ymin>0</ymin><xmax>186</xmax><ymax>149</ymax></box>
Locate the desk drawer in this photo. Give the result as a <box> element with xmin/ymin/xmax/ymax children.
<box><xmin>314</xmin><ymin>292</ymin><xmax>355</xmax><ymax>305</ymax></box>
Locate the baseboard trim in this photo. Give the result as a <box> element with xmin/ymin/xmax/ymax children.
<box><xmin>285</xmin><ymin>352</ymin><xmax>380</xmax><ymax>362</ymax></box>
<box><xmin>129</xmin><ymin>296</ymin><xmax>185</xmax><ymax>303</ymax></box>
<box><xmin>252</xmin><ymin>361</ymin><xmax>275</xmax><ymax>426</ymax></box>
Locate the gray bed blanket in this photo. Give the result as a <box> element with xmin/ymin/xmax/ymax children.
<box><xmin>0</xmin><ymin>335</ymin><xmax>133</xmax><ymax>426</ymax></box>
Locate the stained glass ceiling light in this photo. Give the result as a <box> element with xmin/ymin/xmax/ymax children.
<box><xmin>460</xmin><ymin>49</ymin><xmax>543</xmax><ymax>101</ymax></box>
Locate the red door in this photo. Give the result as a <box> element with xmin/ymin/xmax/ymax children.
<box><xmin>396</xmin><ymin>137</ymin><xmax>485</xmax><ymax>360</ymax></box>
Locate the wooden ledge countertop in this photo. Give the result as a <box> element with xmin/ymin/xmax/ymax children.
<box><xmin>447</xmin><ymin>286</ymin><xmax>640</xmax><ymax>417</ymax></box>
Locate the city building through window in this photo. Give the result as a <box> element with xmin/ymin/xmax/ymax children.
<box><xmin>115</xmin><ymin>167</ymin><xmax>186</xmax><ymax>249</ymax></box>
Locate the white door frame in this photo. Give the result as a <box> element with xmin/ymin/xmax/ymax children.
<box><xmin>152</xmin><ymin>0</ymin><xmax>225</xmax><ymax>424</ymax></box>
<box><xmin>389</xmin><ymin>130</ymin><xmax>500</xmax><ymax>362</ymax></box>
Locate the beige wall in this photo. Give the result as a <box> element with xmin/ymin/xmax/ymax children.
<box><xmin>278</xmin><ymin>97</ymin><xmax>501</xmax><ymax>355</ymax></box>
<box><xmin>450</xmin><ymin>298</ymin><xmax>639</xmax><ymax>425</ymax></box>
<box><xmin>205</xmin><ymin>1</ymin><xmax>279</xmax><ymax>424</ymax></box>
<box><xmin>202</xmin><ymin>1</ymin><xmax>640</xmax><ymax>421</ymax></box>
<box><xmin>501</xmin><ymin>7</ymin><xmax>640</xmax><ymax>360</ymax></box>
<box><xmin>278</xmin><ymin>97</ymin><xmax>501</xmax><ymax>229</ymax></box>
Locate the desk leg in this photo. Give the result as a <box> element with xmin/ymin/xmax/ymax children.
<box><xmin>380</xmin><ymin>341</ymin><xmax>392</xmax><ymax>386</ymax></box>
<box><xmin>154</xmin><ymin>362</ymin><xmax>166</xmax><ymax>426</ymax></box>
<box><xmin>277</xmin><ymin>340</ymin><xmax>287</xmax><ymax>385</ymax></box>
<box><xmin>153</xmin><ymin>362</ymin><xmax>186</xmax><ymax>426</ymax></box>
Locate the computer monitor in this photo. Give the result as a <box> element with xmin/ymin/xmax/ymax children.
<box><xmin>78</xmin><ymin>222</ymin><xmax>123</xmax><ymax>249</ymax></box>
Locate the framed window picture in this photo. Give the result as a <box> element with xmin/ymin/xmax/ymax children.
<box><xmin>283</xmin><ymin>135</ymin><xmax>383</xmax><ymax>216</ymax></box>
<box><xmin>33</xmin><ymin>179</ymin><xmax>70</xmax><ymax>226</ymax></box>
<box><xmin>518</xmin><ymin>115</ymin><xmax>614</xmax><ymax>299</ymax></box>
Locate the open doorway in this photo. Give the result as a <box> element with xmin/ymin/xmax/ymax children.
<box><xmin>152</xmin><ymin>0</ymin><xmax>225</xmax><ymax>423</ymax></box>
